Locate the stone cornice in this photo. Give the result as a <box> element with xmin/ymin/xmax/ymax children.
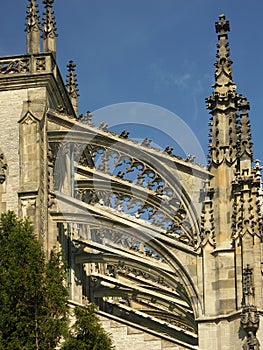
<box><xmin>0</xmin><ymin>53</ymin><xmax>75</xmax><ymax>116</ymax></box>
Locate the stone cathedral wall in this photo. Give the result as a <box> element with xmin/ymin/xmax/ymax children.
<box><xmin>0</xmin><ymin>89</ymin><xmax>27</xmax><ymax>213</ymax></box>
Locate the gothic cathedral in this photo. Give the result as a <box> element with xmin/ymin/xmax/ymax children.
<box><xmin>0</xmin><ymin>1</ymin><xmax>262</xmax><ymax>349</ymax></box>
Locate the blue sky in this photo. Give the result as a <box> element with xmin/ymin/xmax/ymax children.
<box><xmin>1</xmin><ymin>1</ymin><xmax>263</xmax><ymax>164</ymax></box>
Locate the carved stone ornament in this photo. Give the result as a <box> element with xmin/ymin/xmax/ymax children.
<box><xmin>241</xmin><ymin>306</ymin><xmax>259</xmax><ymax>333</ymax></box>
<box><xmin>21</xmin><ymin>197</ymin><xmax>36</xmax><ymax>218</ymax></box>
<box><xmin>0</xmin><ymin>59</ymin><xmax>30</xmax><ymax>74</ymax></box>
<box><xmin>199</xmin><ymin>180</ymin><xmax>215</xmax><ymax>248</ymax></box>
<box><xmin>0</xmin><ymin>153</ymin><xmax>7</xmax><ymax>184</ymax></box>
<box><xmin>20</xmin><ymin>111</ymin><xmax>38</xmax><ymax>125</ymax></box>
<box><xmin>240</xmin><ymin>265</ymin><xmax>261</xmax><ymax>349</ymax></box>
<box><xmin>241</xmin><ymin>306</ymin><xmax>260</xmax><ymax>350</ymax></box>
<box><xmin>36</xmin><ymin>57</ymin><xmax>46</xmax><ymax>72</ymax></box>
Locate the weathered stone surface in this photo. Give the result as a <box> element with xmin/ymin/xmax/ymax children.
<box><xmin>0</xmin><ymin>5</ymin><xmax>263</xmax><ymax>350</ymax></box>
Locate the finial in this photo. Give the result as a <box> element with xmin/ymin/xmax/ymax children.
<box><xmin>66</xmin><ymin>60</ymin><xmax>79</xmax><ymax>116</ymax></box>
<box><xmin>141</xmin><ymin>138</ymin><xmax>152</xmax><ymax>147</ymax></box>
<box><xmin>215</xmin><ymin>14</ymin><xmax>230</xmax><ymax>35</ymax></box>
<box><xmin>78</xmin><ymin>111</ymin><xmax>93</xmax><ymax>124</ymax></box>
<box><xmin>26</xmin><ymin>0</ymin><xmax>41</xmax><ymax>54</ymax></box>
<box><xmin>99</xmin><ymin>122</ymin><xmax>108</xmax><ymax>131</ymax></box>
<box><xmin>164</xmin><ymin>146</ymin><xmax>173</xmax><ymax>155</ymax></box>
<box><xmin>119</xmin><ymin>130</ymin><xmax>130</xmax><ymax>139</ymax></box>
<box><xmin>186</xmin><ymin>154</ymin><xmax>196</xmax><ymax>162</ymax></box>
<box><xmin>86</xmin><ymin>111</ymin><xmax>93</xmax><ymax>124</ymax></box>
<box><xmin>42</xmin><ymin>0</ymin><xmax>57</xmax><ymax>58</ymax></box>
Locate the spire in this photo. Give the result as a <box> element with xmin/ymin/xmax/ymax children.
<box><xmin>42</xmin><ymin>0</ymin><xmax>57</xmax><ymax>58</ymax></box>
<box><xmin>206</xmin><ymin>14</ymin><xmax>239</xmax><ymax>166</ymax></box>
<box><xmin>213</xmin><ymin>14</ymin><xmax>236</xmax><ymax>95</ymax></box>
<box><xmin>26</xmin><ymin>0</ymin><xmax>41</xmax><ymax>54</ymax></box>
<box><xmin>66</xmin><ymin>60</ymin><xmax>79</xmax><ymax>116</ymax></box>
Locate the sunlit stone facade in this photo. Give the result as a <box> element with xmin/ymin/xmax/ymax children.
<box><xmin>0</xmin><ymin>2</ymin><xmax>262</xmax><ymax>349</ymax></box>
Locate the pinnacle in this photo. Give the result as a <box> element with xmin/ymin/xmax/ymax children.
<box><xmin>26</xmin><ymin>0</ymin><xmax>41</xmax><ymax>53</ymax></box>
<box><xmin>66</xmin><ymin>60</ymin><xmax>79</xmax><ymax>115</ymax></box>
<box><xmin>26</xmin><ymin>0</ymin><xmax>40</xmax><ymax>33</ymax></box>
<box><xmin>42</xmin><ymin>0</ymin><xmax>57</xmax><ymax>38</ymax></box>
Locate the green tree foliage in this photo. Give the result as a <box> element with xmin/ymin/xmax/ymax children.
<box><xmin>62</xmin><ymin>304</ymin><xmax>115</xmax><ymax>350</ymax></box>
<box><xmin>0</xmin><ymin>211</ymin><xmax>68</xmax><ymax>350</ymax></box>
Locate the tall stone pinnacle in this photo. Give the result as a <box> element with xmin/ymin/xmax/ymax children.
<box><xmin>42</xmin><ymin>0</ymin><xmax>57</xmax><ymax>58</ymax></box>
<box><xmin>206</xmin><ymin>14</ymin><xmax>254</xmax><ymax>168</ymax></box>
<box><xmin>66</xmin><ymin>60</ymin><xmax>79</xmax><ymax>116</ymax></box>
<box><xmin>206</xmin><ymin>14</ymin><xmax>239</xmax><ymax>166</ymax></box>
<box><xmin>26</xmin><ymin>0</ymin><xmax>41</xmax><ymax>54</ymax></box>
